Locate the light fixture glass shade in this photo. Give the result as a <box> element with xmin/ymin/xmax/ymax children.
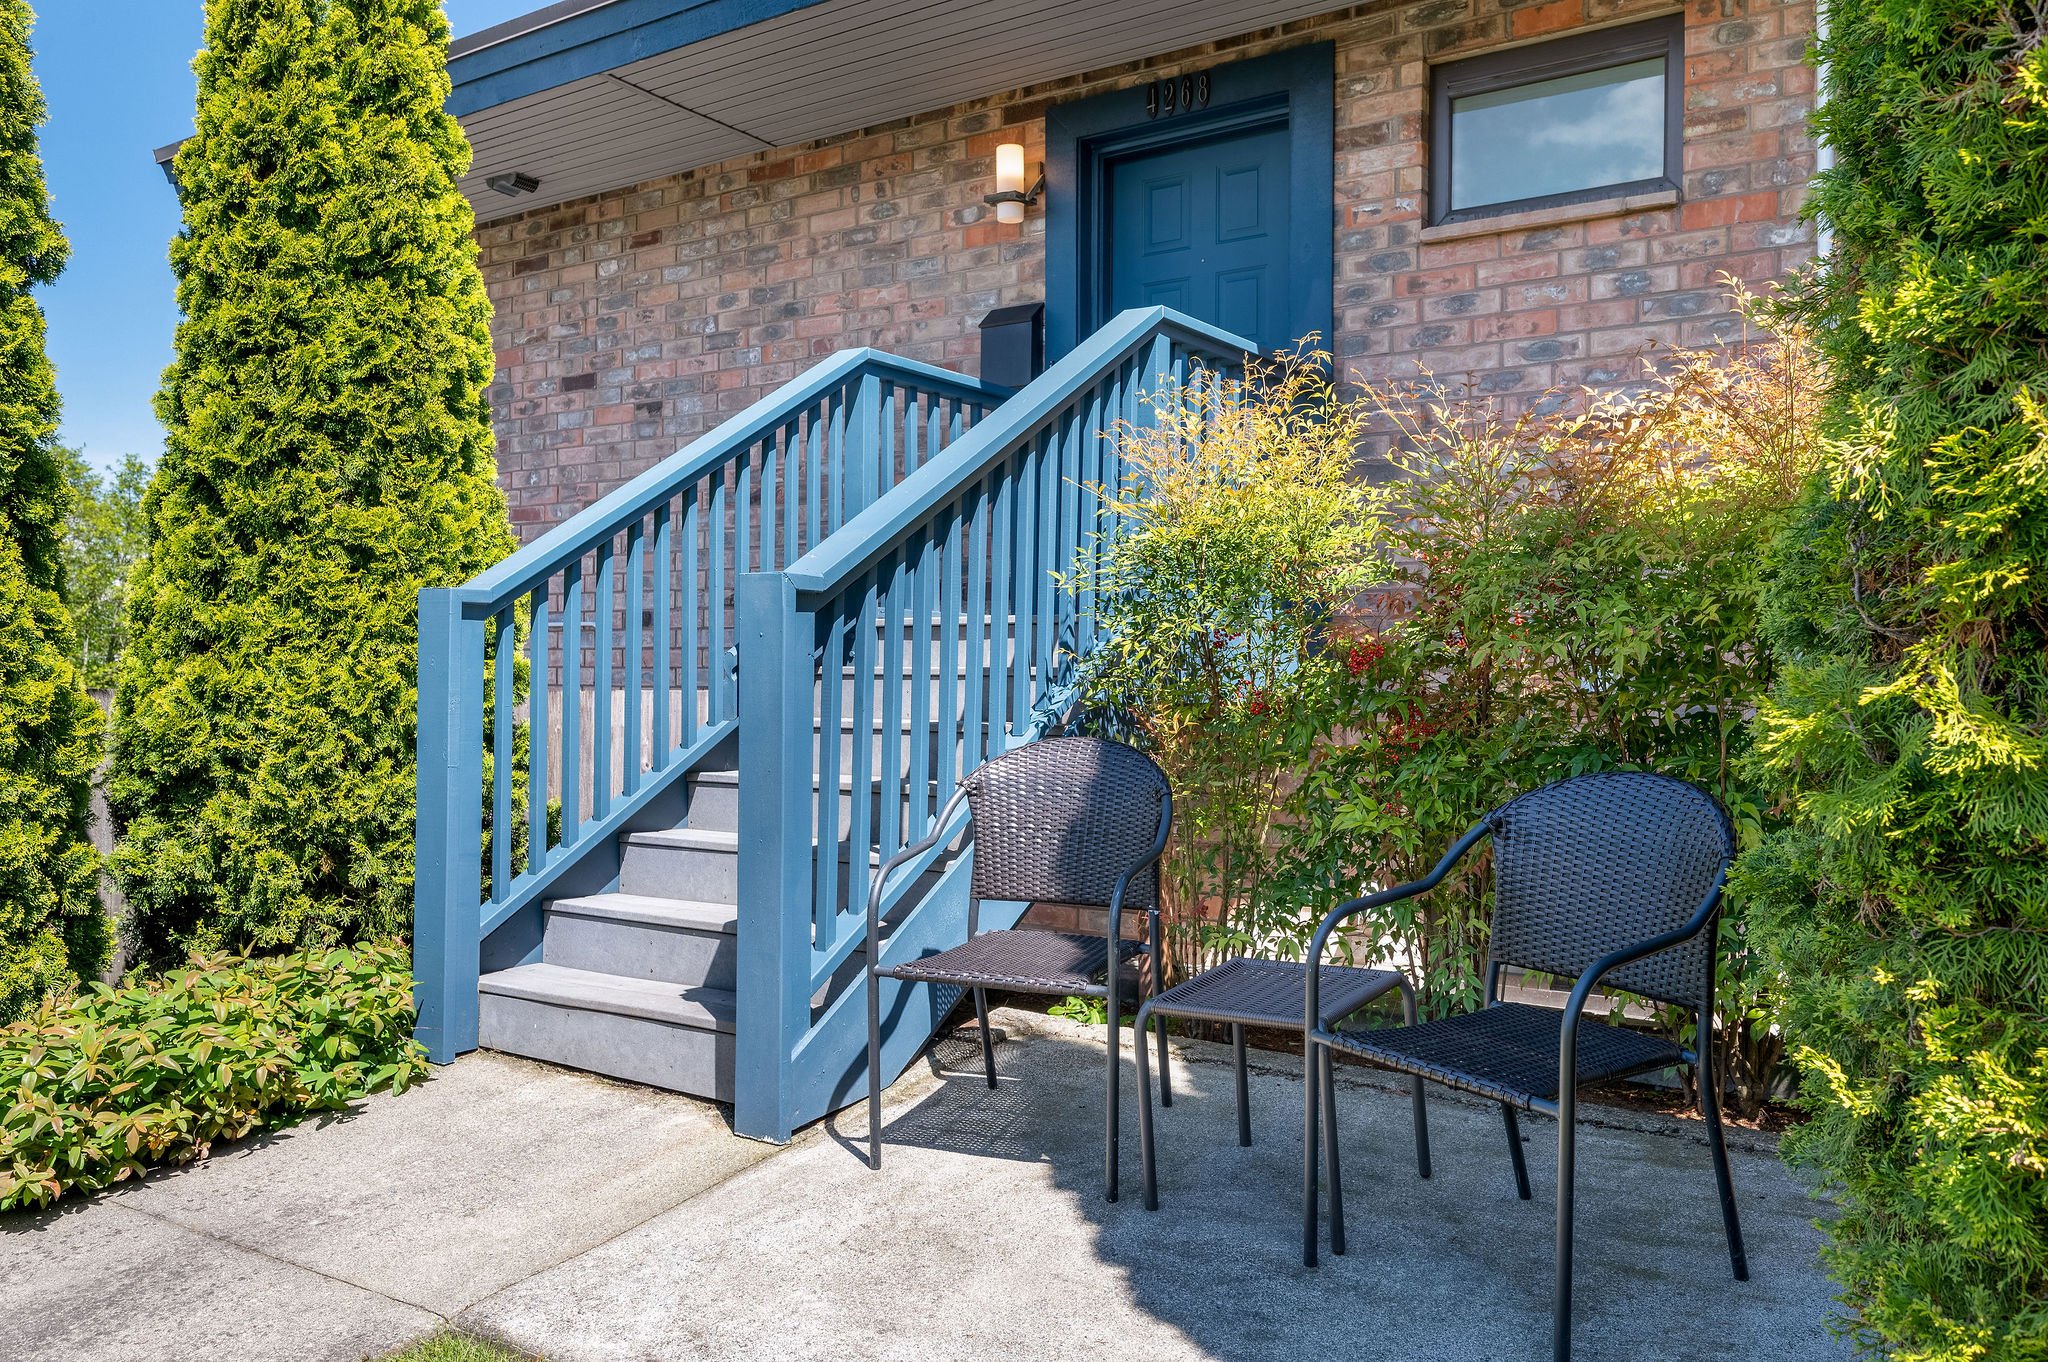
<box><xmin>994</xmin><ymin>142</ymin><xmax>1026</xmax><ymax>223</ymax></box>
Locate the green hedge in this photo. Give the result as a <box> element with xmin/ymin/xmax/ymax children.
<box><xmin>110</xmin><ymin>0</ymin><xmax>517</xmax><ymax>966</ymax></box>
<box><xmin>0</xmin><ymin>943</ymin><xmax>427</xmax><ymax>1212</ymax></box>
<box><xmin>1740</xmin><ymin>3</ymin><xmax>2048</xmax><ymax>1356</ymax></box>
<box><xmin>0</xmin><ymin>0</ymin><xmax>107</xmax><ymax>1022</ymax></box>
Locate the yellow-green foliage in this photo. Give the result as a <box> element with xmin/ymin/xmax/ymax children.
<box><xmin>1740</xmin><ymin>3</ymin><xmax>2048</xmax><ymax>1355</ymax></box>
<box><xmin>111</xmin><ymin>0</ymin><xmax>518</xmax><ymax>965</ymax></box>
<box><xmin>1069</xmin><ymin>349</ymin><xmax>1390</xmax><ymax>970</ymax></box>
<box><xmin>0</xmin><ymin>0</ymin><xmax>106</xmax><ymax>1022</ymax></box>
<box><xmin>0</xmin><ymin>942</ymin><xmax>427</xmax><ymax>1211</ymax></box>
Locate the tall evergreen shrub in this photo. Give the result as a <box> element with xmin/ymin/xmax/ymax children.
<box><xmin>112</xmin><ymin>0</ymin><xmax>516</xmax><ymax>966</ymax></box>
<box><xmin>0</xmin><ymin>0</ymin><xmax>106</xmax><ymax>1022</ymax></box>
<box><xmin>1741</xmin><ymin>4</ymin><xmax>2048</xmax><ymax>1355</ymax></box>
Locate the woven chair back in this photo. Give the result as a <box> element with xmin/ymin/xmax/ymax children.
<box><xmin>963</xmin><ymin>736</ymin><xmax>1169</xmax><ymax>911</ymax></box>
<box><xmin>1485</xmin><ymin>772</ymin><xmax>1733</xmax><ymax>1008</ymax></box>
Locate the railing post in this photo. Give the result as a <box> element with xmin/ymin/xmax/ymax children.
<box><xmin>414</xmin><ymin>587</ymin><xmax>486</xmax><ymax>1063</ymax></box>
<box><xmin>734</xmin><ymin>569</ymin><xmax>818</xmax><ymax>1142</ymax></box>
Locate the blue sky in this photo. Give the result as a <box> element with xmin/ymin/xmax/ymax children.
<box><xmin>30</xmin><ymin>2</ymin><xmax>536</xmax><ymax>474</ymax></box>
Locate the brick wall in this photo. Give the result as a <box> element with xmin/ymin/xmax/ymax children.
<box><xmin>477</xmin><ymin>0</ymin><xmax>1816</xmax><ymax>534</ymax></box>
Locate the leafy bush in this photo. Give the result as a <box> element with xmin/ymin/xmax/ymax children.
<box><xmin>1738</xmin><ymin>4</ymin><xmax>2048</xmax><ymax>1354</ymax></box>
<box><xmin>0</xmin><ymin>942</ymin><xmax>427</xmax><ymax>1211</ymax></box>
<box><xmin>1069</xmin><ymin>348</ymin><xmax>1389</xmax><ymax>972</ymax></box>
<box><xmin>1259</xmin><ymin>294</ymin><xmax>1824</xmax><ymax>1117</ymax></box>
<box><xmin>0</xmin><ymin>0</ymin><xmax>107</xmax><ymax>1022</ymax></box>
<box><xmin>110</xmin><ymin>0</ymin><xmax>518</xmax><ymax>966</ymax></box>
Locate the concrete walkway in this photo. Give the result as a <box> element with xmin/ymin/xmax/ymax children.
<box><xmin>1</xmin><ymin>1009</ymin><xmax>1848</xmax><ymax>1362</ymax></box>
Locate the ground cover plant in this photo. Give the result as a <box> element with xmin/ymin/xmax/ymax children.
<box><xmin>0</xmin><ymin>0</ymin><xmax>107</xmax><ymax>1024</ymax></box>
<box><xmin>0</xmin><ymin>941</ymin><xmax>426</xmax><ymax>1211</ymax></box>
<box><xmin>1737</xmin><ymin>2</ymin><xmax>2048</xmax><ymax>1354</ymax></box>
<box><xmin>111</xmin><ymin>0</ymin><xmax>518</xmax><ymax>967</ymax></box>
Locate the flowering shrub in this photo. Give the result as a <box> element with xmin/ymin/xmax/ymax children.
<box><xmin>1068</xmin><ymin>347</ymin><xmax>1389</xmax><ymax>973</ymax></box>
<box><xmin>0</xmin><ymin>942</ymin><xmax>427</xmax><ymax>1211</ymax></box>
<box><xmin>1263</xmin><ymin>289</ymin><xmax>1825</xmax><ymax>1116</ymax></box>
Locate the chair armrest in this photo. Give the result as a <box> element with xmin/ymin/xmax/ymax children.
<box><xmin>865</xmin><ymin>786</ymin><xmax>971</xmax><ymax>970</ymax></box>
<box><xmin>1106</xmin><ymin>782</ymin><xmax>1174</xmax><ymax>960</ymax></box>
<box><xmin>1555</xmin><ymin>864</ymin><xmax>1729</xmax><ymax>1078</ymax></box>
<box><xmin>1305</xmin><ymin>819</ymin><xmax>1492</xmax><ymax>1037</ymax></box>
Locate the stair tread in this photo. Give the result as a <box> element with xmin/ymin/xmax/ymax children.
<box><xmin>479</xmin><ymin>963</ymin><xmax>736</xmax><ymax>1033</ymax></box>
<box><xmin>624</xmin><ymin>827</ymin><xmax>739</xmax><ymax>852</ymax></box>
<box><xmin>548</xmin><ymin>892</ymin><xmax>738</xmax><ymax>935</ymax></box>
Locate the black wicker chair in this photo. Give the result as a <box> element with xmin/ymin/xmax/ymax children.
<box><xmin>1301</xmin><ymin>771</ymin><xmax>1748</xmax><ymax>1362</ymax></box>
<box><xmin>864</xmin><ymin>735</ymin><xmax>1172</xmax><ymax>1201</ymax></box>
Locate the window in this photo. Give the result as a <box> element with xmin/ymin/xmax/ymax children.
<box><xmin>1429</xmin><ymin>16</ymin><xmax>1683</xmax><ymax>225</ymax></box>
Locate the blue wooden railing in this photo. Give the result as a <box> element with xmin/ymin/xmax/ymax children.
<box><xmin>414</xmin><ymin>350</ymin><xmax>1005</xmax><ymax>1061</ymax></box>
<box><xmin>732</xmin><ymin>307</ymin><xmax>1253</xmax><ymax>1141</ymax></box>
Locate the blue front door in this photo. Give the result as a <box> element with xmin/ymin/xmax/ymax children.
<box><xmin>1106</xmin><ymin>124</ymin><xmax>1292</xmax><ymax>353</ymax></box>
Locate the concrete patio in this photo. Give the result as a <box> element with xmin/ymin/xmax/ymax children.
<box><xmin>0</xmin><ymin>1009</ymin><xmax>1849</xmax><ymax>1362</ymax></box>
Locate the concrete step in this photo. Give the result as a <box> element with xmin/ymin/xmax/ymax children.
<box><xmin>543</xmin><ymin>892</ymin><xmax>738</xmax><ymax>989</ymax></box>
<box><xmin>620</xmin><ymin>827</ymin><xmax>739</xmax><ymax>902</ymax></box>
<box><xmin>477</xmin><ymin>962</ymin><xmax>735</xmax><ymax>1100</ymax></box>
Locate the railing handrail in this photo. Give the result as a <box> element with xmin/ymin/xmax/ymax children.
<box><xmin>456</xmin><ymin>348</ymin><xmax>1007</xmax><ymax>613</ymax></box>
<box><xmin>781</xmin><ymin>307</ymin><xmax>1256</xmax><ymax>598</ymax></box>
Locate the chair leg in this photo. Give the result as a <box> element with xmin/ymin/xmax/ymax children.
<box><xmin>1104</xmin><ymin>983</ymin><xmax>1122</xmax><ymax>1204</ymax></box>
<box><xmin>1135</xmin><ymin>999</ymin><xmax>1160</xmax><ymax>1210</ymax></box>
<box><xmin>1301</xmin><ymin>1036</ymin><xmax>1321</xmax><ymax>1268</ymax></box>
<box><xmin>1502</xmin><ymin>1103</ymin><xmax>1532</xmax><ymax>1200</ymax></box>
<box><xmin>1321</xmin><ymin>1044</ymin><xmax>1346</xmax><ymax>1257</ymax></box>
<box><xmin>1153</xmin><ymin>955</ymin><xmax>1173</xmax><ymax>1109</ymax></box>
<box><xmin>866</xmin><ymin>968</ymin><xmax>884</xmax><ymax>1172</ymax></box>
<box><xmin>1397</xmin><ymin>978</ymin><xmax>1432</xmax><ymax>1180</ymax></box>
<box><xmin>1233</xmin><ymin>1023</ymin><xmax>1251</xmax><ymax>1147</ymax></box>
<box><xmin>1698</xmin><ymin>1051</ymin><xmax>1750</xmax><ymax>1281</ymax></box>
<box><xmin>1553</xmin><ymin>1088</ymin><xmax>1577</xmax><ymax>1362</ymax></box>
<box><xmin>973</xmin><ymin>987</ymin><xmax>996</xmax><ymax>1089</ymax></box>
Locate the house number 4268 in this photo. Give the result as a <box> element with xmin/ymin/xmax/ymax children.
<box><xmin>1145</xmin><ymin>72</ymin><xmax>1212</xmax><ymax>118</ymax></box>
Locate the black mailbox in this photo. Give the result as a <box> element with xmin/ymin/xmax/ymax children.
<box><xmin>978</xmin><ymin>302</ymin><xmax>1044</xmax><ymax>390</ymax></box>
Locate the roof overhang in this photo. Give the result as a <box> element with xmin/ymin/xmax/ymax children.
<box><xmin>453</xmin><ymin>0</ymin><xmax>1346</xmax><ymax>218</ymax></box>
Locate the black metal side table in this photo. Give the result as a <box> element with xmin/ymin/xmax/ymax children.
<box><xmin>1132</xmin><ymin>955</ymin><xmax>1431</xmax><ymax>1226</ymax></box>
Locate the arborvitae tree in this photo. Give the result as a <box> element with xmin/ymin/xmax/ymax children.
<box><xmin>1740</xmin><ymin>4</ymin><xmax>2048</xmax><ymax>1356</ymax></box>
<box><xmin>112</xmin><ymin>0</ymin><xmax>516</xmax><ymax>966</ymax></box>
<box><xmin>0</xmin><ymin>0</ymin><xmax>106</xmax><ymax>1022</ymax></box>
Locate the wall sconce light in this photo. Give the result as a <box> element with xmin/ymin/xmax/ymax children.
<box><xmin>487</xmin><ymin>171</ymin><xmax>541</xmax><ymax>197</ymax></box>
<box><xmin>983</xmin><ymin>142</ymin><xmax>1044</xmax><ymax>224</ymax></box>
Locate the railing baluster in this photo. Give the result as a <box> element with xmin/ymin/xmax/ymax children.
<box><xmin>653</xmin><ymin>501</ymin><xmax>672</xmax><ymax>764</ymax></box>
<box><xmin>783</xmin><ymin>420</ymin><xmax>801</xmax><ymax>569</ymax></box>
<box><xmin>491</xmin><ymin>605</ymin><xmax>515</xmax><ymax>903</ymax></box>
<box><xmin>681</xmin><ymin>484</ymin><xmax>699</xmax><ymax>746</ymax></box>
<box><xmin>1037</xmin><ymin>416</ymin><xmax>1062</xmax><ymax>689</ymax></box>
<box><xmin>937</xmin><ymin>506</ymin><xmax>960</xmax><ymax>807</ymax></box>
<box><xmin>988</xmin><ymin>458</ymin><xmax>1014</xmax><ymax>744</ymax></box>
<box><xmin>527</xmin><ymin>580</ymin><xmax>550</xmax><ymax>875</ymax></box>
<box><xmin>624</xmin><ymin>517</ymin><xmax>645</xmax><ymax>797</ymax></box>
<box><xmin>963</xmin><ymin>479</ymin><xmax>988</xmax><ymax>773</ymax></box>
<box><xmin>760</xmin><ymin>429</ymin><xmax>779</xmax><ymax>574</ymax></box>
<box><xmin>560</xmin><ymin>558</ymin><xmax>583</xmax><ymax>842</ymax></box>
<box><xmin>709</xmin><ymin>464</ymin><xmax>727</xmax><ymax>724</ymax></box>
<box><xmin>809</xmin><ymin>405</ymin><xmax>826</xmax><ymax>550</ymax></box>
<box><xmin>1010</xmin><ymin>436</ymin><xmax>1040</xmax><ymax>732</ymax></box>
<box><xmin>846</xmin><ymin>569</ymin><xmax>877</xmax><ymax>920</ymax></box>
<box><xmin>880</xmin><ymin>550</ymin><xmax>907</xmax><ymax>862</ymax></box>
<box><xmin>816</xmin><ymin>609</ymin><xmax>846</xmax><ymax>936</ymax></box>
<box><xmin>593</xmin><ymin>534</ymin><xmax>615</xmax><ymax>820</ymax></box>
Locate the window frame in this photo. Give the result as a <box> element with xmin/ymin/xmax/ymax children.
<box><xmin>1428</xmin><ymin>15</ymin><xmax>1685</xmax><ymax>227</ymax></box>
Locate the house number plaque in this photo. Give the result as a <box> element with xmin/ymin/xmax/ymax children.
<box><xmin>1145</xmin><ymin>71</ymin><xmax>1212</xmax><ymax>118</ymax></box>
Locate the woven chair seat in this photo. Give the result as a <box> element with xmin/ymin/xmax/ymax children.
<box><xmin>1327</xmin><ymin>1001</ymin><xmax>1684</xmax><ymax>1110</ymax></box>
<box><xmin>881</xmin><ymin>929</ymin><xmax>1146</xmax><ymax>995</ymax></box>
<box><xmin>1149</xmin><ymin>957</ymin><xmax>1406</xmax><ymax>1030</ymax></box>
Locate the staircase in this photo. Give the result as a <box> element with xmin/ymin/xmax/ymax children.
<box><xmin>413</xmin><ymin>309</ymin><xmax>1252</xmax><ymax>1141</ymax></box>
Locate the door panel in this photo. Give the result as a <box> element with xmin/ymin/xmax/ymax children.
<box><xmin>1107</xmin><ymin>124</ymin><xmax>1291</xmax><ymax>353</ymax></box>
